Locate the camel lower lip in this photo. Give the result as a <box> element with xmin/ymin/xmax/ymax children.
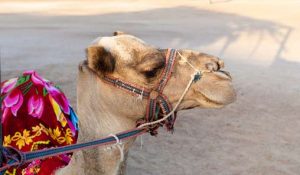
<box><xmin>199</xmin><ymin>92</ymin><xmax>225</xmax><ymax>106</ymax></box>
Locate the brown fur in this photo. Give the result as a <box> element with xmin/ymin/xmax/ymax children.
<box><xmin>86</xmin><ymin>46</ymin><xmax>116</xmax><ymax>74</ymax></box>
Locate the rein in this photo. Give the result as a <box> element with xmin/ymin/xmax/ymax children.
<box><xmin>0</xmin><ymin>128</ymin><xmax>146</xmax><ymax>173</ymax></box>
<box><xmin>0</xmin><ymin>48</ymin><xmax>202</xmax><ymax>172</ymax></box>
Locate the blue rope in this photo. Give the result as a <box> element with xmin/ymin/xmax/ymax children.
<box><xmin>0</xmin><ymin>128</ymin><xmax>145</xmax><ymax>172</ymax></box>
<box><xmin>26</xmin><ymin>129</ymin><xmax>143</xmax><ymax>160</ymax></box>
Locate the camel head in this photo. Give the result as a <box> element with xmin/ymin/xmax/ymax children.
<box><xmin>80</xmin><ymin>32</ymin><xmax>235</xmax><ymax>119</ymax></box>
<box><xmin>73</xmin><ymin>32</ymin><xmax>236</xmax><ymax>175</ymax></box>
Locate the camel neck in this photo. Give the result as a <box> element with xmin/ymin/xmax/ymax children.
<box><xmin>77</xmin><ymin>70</ymin><xmax>139</xmax><ymax>140</ymax></box>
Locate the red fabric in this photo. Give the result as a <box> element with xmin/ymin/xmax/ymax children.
<box><xmin>1</xmin><ymin>71</ymin><xmax>78</xmax><ymax>175</ymax></box>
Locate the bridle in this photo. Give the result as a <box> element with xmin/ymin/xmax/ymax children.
<box><xmin>102</xmin><ymin>48</ymin><xmax>202</xmax><ymax>135</ymax></box>
<box><xmin>0</xmin><ymin>49</ymin><xmax>204</xmax><ymax>171</ymax></box>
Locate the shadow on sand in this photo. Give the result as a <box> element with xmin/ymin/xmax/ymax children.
<box><xmin>0</xmin><ymin>6</ymin><xmax>296</xmax><ymax>72</ymax></box>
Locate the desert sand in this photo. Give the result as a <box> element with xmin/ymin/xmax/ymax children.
<box><xmin>1</xmin><ymin>0</ymin><xmax>300</xmax><ymax>174</ymax></box>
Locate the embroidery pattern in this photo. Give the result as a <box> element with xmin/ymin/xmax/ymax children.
<box><xmin>1</xmin><ymin>71</ymin><xmax>79</xmax><ymax>175</ymax></box>
<box><xmin>4</xmin><ymin>124</ymin><xmax>74</xmax><ymax>150</ymax></box>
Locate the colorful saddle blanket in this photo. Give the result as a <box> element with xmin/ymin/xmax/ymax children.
<box><xmin>1</xmin><ymin>70</ymin><xmax>79</xmax><ymax>175</ymax></box>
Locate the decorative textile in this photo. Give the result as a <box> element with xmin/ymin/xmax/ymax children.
<box><xmin>1</xmin><ymin>70</ymin><xmax>79</xmax><ymax>175</ymax></box>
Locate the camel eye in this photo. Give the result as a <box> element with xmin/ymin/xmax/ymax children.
<box><xmin>144</xmin><ymin>70</ymin><xmax>156</xmax><ymax>78</ymax></box>
<box><xmin>143</xmin><ymin>67</ymin><xmax>160</xmax><ymax>78</ymax></box>
<box><xmin>142</xmin><ymin>64</ymin><xmax>164</xmax><ymax>79</ymax></box>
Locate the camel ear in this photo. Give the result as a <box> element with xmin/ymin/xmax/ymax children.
<box><xmin>86</xmin><ymin>46</ymin><xmax>116</xmax><ymax>74</ymax></box>
<box><xmin>113</xmin><ymin>31</ymin><xmax>127</xmax><ymax>36</ymax></box>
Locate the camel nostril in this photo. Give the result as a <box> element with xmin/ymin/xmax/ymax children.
<box><xmin>218</xmin><ymin>60</ymin><xmax>224</xmax><ymax>69</ymax></box>
<box><xmin>206</xmin><ymin>63</ymin><xmax>216</xmax><ymax>71</ymax></box>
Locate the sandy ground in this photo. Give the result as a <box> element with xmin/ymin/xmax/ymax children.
<box><xmin>1</xmin><ymin>0</ymin><xmax>300</xmax><ymax>174</ymax></box>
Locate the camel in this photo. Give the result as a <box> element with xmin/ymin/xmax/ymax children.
<box><xmin>57</xmin><ymin>31</ymin><xmax>236</xmax><ymax>175</ymax></box>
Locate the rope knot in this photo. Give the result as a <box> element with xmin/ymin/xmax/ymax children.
<box><xmin>1</xmin><ymin>146</ymin><xmax>26</xmax><ymax>168</ymax></box>
<box><xmin>193</xmin><ymin>72</ymin><xmax>202</xmax><ymax>82</ymax></box>
<box><xmin>108</xmin><ymin>134</ymin><xmax>125</xmax><ymax>163</ymax></box>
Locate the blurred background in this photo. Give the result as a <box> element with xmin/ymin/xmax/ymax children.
<box><xmin>1</xmin><ymin>0</ymin><xmax>300</xmax><ymax>174</ymax></box>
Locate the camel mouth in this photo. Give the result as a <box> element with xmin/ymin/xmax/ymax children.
<box><xmin>177</xmin><ymin>93</ymin><xmax>225</xmax><ymax>111</ymax></box>
<box><xmin>194</xmin><ymin>70</ymin><xmax>236</xmax><ymax>108</ymax></box>
<box><xmin>215</xmin><ymin>70</ymin><xmax>232</xmax><ymax>80</ymax></box>
<box><xmin>198</xmin><ymin>87</ymin><xmax>236</xmax><ymax>108</ymax></box>
<box><xmin>220</xmin><ymin>70</ymin><xmax>231</xmax><ymax>78</ymax></box>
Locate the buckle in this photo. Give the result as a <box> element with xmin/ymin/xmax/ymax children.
<box><xmin>149</xmin><ymin>90</ymin><xmax>159</xmax><ymax>99</ymax></box>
